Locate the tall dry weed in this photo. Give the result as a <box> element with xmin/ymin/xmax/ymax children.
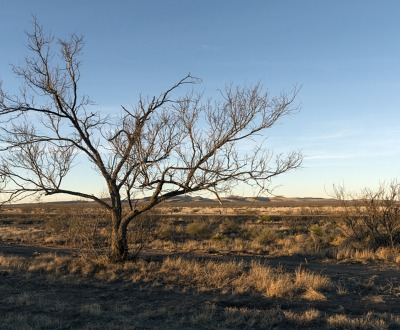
<box><xmin>237</xmin><ymin>262</ymin><xmax>331</xmax><ymax>299</ymax></box>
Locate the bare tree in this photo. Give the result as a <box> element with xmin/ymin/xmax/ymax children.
<box><xmin>0</xmin><ymin>19</ymin><xmax>302</xmax><ymax>261</ymax></box>
<box><xmin>333</xmin><ymin>181</ymin><xmax>400</xmax><ymax>250</ymax></box>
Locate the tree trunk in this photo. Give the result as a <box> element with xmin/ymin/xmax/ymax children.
<box><xmin>110</xmin><ymin>211</ymin><xmax>128</xmax><ymax>261</ymax></box>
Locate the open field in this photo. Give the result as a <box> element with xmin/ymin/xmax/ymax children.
<box><xmin>1</xmin><ymin>197</ymin><xmax>400</xmax><ymax>329</ymax></box>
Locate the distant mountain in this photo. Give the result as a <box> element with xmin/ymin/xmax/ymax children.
<box><xmin>161</xmin><ymin>195</ymin><xmax>214</xmax><ymax>203</ymax></box>
<box><xmin>36</xmin><ymin>195</ymin><xmax>334</xmax><ymax>206</ymax></box>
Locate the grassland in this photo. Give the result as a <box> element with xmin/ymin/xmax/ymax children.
<box><xmin>0</xmin><ymin>197</ymin><xmax>399</xmax><ymax>329</ymax></box>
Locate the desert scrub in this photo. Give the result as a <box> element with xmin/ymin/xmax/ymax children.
<box><xmin>186</xmin><ymin>221</ymin><xmax>213</xmax><ymax>240</ymax></box>
<box><xmin>127</xmin><ymin>212</ymin><xmax>158</xmax><ymax>258</ymax></box>
<box><xmin>308</xmin><ymin>224</ymin><xmax>334</xmax><ymax>252</ymax></box>
<box><xmin>284</xmin><ymin>215</ymin><xmax>309</xmax><ymax>234</ymax></box>
<box><xmin>156</xmin><ymin>222</ymin><xmax>179</xmax><ymax>241</ymax></box>
<box><xmin>45</xmin><ymin>206</ymin><xmax>109</xmax><ymax>250</ymax></box>
<box><xmin>270</xmin><ymin>235</ymin><xmax>304</xmax><ymax>256</ymax></box>
<box><xmin>257</xmin><ymin>215</ymin><xmax>273</xmax><ymax>224</ymax></box>
<box><xmin>218</xmin><ymin>218</ymin><xmax>242</xmax><ymax>237</ymax></box>
<box><xmin>334</xmin><ymin>181</ymin><xmax>400</xmax><ymax>250</ymax></box>
<box><xmin>254</xmin><ymin>228</ymin><xmax>280</xmax><ymax>245</ymax></box>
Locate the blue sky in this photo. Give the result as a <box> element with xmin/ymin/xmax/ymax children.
<box><xmin>1</xmin><ymin>0</ymin><xmax>399</xmax><ymax>199</ymax></box>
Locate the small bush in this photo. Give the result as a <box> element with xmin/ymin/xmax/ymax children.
<box><xmin>308</xmin><ymin>224</ymin><xmax>333</xmax><ymax>252</ymax></box>
<box><xmin>45</xmin><ymin>207</ymin><xmax>109</xmax><ymax>251</ymax></box>
<box><xmin>127</xmin><ymin>212</ymin><xmax>157</xmax><ymax>258</ymax></box>
<box><xmin>257</xmin><ymin>215</ymin><xmax>272</xmax><ymax>224</ymax></box>
<box><xmin>255</xmin><ymin>228</ymin><xmax>279</xmax><ymax>245</ymax></box>
<box><xmin>186</xmin><ymin>221</ymin><xmax>212</xmax><ymax>240</ymax></box>
<box><xmin>285</xmin><ymin>216</ymin><xmax>307</xmax><ymax>234</ymax></box>
<box><xmin>219</xmin><ymin>219</ymin><xmax>241</xmax><ymax>237</ymax></box>
<box><xmin>334</xmin><ymin>181</ymin><xmax>400</xmax><ymax>250</ymax></box>
<box><xmin>156</xmin><ymin>222</ymin><xmax>178</xmax><ymax>241</ymax></box>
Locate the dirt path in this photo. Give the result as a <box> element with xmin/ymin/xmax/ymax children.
<box><xmin>0</xmin><ymin>242</ymin><xmax>74</xmax><ymax>257</ymax></box>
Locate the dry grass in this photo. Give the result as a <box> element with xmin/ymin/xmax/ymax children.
<box><xmin>0</xmin><ymin>226</ymin><xmax>45</xmax><ymax>245</ymax></box>
<box><xmin>3</xmin><ymin>202</ymin><xmax>400</xmax><ymax>264</ymax></box>
<box><xmin>1</xmin><ymin>251</ymin><xmax>399</xmax><ymax>329</ymax></box>
<box><xmin>1</xmin><ymin>313</ymin><xmax>66</xmax><ymax>330</ymax></box>
<box><xmin>0</xmin><ymin>252</ymin><xmax>331</xmax><ymax>300</ymax></box>
<box><xmin>335</xmin><ymin>245</ymin><xmax>400</xmax><ymax>263</ymax></box>
<box><xmin>0</xmin><ymin>254</ymin><xmax>28</xmax><ymax>270</ymax></box>
<box><xmin>80</xmin><ymin>303</ymin><xmax>102</xmax><ymax>316</ymax></box>
<box><xmin>222</xmin><ymin>306</ymin><xmax>284</xmax><ymax>329</ymax></box>
<box><xmin>284</xmin><ymin>308</ymin><xmax>321</xmax><ymax>326</ymax></box>
<box><xmin>326</xmin><ymin>312</ymin><xmax>398</xmax><ymax>329</ymax></box>
<box><xmin>1</xmin><ymin>201</ymin><xmax>400</xmax><ymax>329</ymax></box>
<box><xmin>5</xmin><ymin>292</ymin><xmax>36</xmax><ymax>306</ymax></box>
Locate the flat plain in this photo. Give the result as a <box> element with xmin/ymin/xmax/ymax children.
<box><xmin>0</xmin><ymin>197</ymin><xmax>399</xmax><ymax>329</ymax></box>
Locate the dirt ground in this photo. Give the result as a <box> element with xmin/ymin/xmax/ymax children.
<box><xmin>1</xmin><ymin>241</ymin><xmax>399</xmax><ymax>329</ymax></box>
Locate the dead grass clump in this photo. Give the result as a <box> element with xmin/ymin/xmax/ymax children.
<box><xmin>301</xmin><ymin>287</ymin><xmax>327</xmax><ymax>301</ymax></box>
<box><xmin>81</xmin><ymin>303</ymin><xmax>102</xmax><ymax>316</ymax></box>
<box><xmin>284</xmin><ymin>308</ymin><xmax>322</xmax><ymax>326</ymax></box>
<box><xmin>189</xmin><ymin>303</ymin><xmax>216</xmax><ymax>324</ymax></box>
<box><xmin>23</xmin><ymin>253</ymin><xmax>112</xmax><ymax>279</ymax></box>
<box><xmin>5</xmin><ymin>292</ymin><xmax>36</xmax><ymax>306</ymax></box>
<box><xmin>335</xmin><ymin>245</ymin><xmax>400</xmax><ymax>263</ymax></box>
<box><xmin>242</xmin><ymin>263</ymin><xmax>292</xmax><ymax>297</ymax></box>
<box><xmin>44</xmin><ymin>235</ymin><xmax>67</xmax><ymax>245</ymax></box>
<box><xmin>246</xmin><ymin>239</ymin><xmax>270</xmax><ymax>254</ymax></box>
<box><xmin>375</xmin><ymin>246</ymin><xmax>400</xmax><ymax>262</ymax></box>
<box><xmin>1</xmin><ymin>313</ymin><xmax>65</xmax><ymax>330</ymax></box>
<box><xmin>159</xmin><ymin>257</ymin><xmax>244</xmax><ymax>292</ymax></box>
<box><xmin>273</xmin><ymin>234</ymin><xmax>323</xmax><ymax>256</ymax></box>
<box><xmin>0</xmin><ymin>254</ymin><xmax>27</xmax><ymax>271</ymax></box>
<box><xmin>336</xmin><ymin>283</ymin><xmax>348</xmax><ymax>295</ymax></box>
<box><xmin>0</xmin><ymin>227</ymin><xmax>45</xmax><ymax>245</ymax></box>
<box><xmin>133</xmin><ymin>306</ymin><xmax>173</xmax><ymax>329</ymax></box>
<box><xmin>279</xmin><ymin>235</ymin><xmax>306</xmax><ymax>255</ymax></box>
<box><xmin>362</xmin><ymin>295</ymin><xmax>385</xmax><ymax>304</ymax></box>
<box><xmin>327</xmin><ymin>312</ymin><xmax>389</xmax><ymax>329</ymax></box>
<box><xmin>223</xmin><ymin>306</ymin><xmax>284</xmax><ymax>329</ymax></box>
<box><xmin>335</xmin><ymin>246</ymin><xmax>376</xmax><ymax>262</ymax></box>
<box><xmin>26</xmin><ymin>254</ymin><xmax>74</xmax><ymax>274</ymax></box>
<box><xmin>235</xmin><ymin>262</ymin><xmax>331</xmax><ymax>299</ymax></box>
<box><xmin>295</xmin><ymin>267</ymin><xmax>331</xmax><ymax>291</ymax></box>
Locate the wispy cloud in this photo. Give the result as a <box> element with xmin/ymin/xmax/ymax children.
<box><xmin>301</xmin><ymin>129</ymin><xmax>357</xmax><ymax>141</ymax></box>
<box><xmin>306</xmin><ymin>149</ymin><xmax>400</xmax><ymax>162</ymax></box>
<box><xmin>198</xmin><ymin>44</ymin><xmax>220</xmax><ymax>52</ymax></box>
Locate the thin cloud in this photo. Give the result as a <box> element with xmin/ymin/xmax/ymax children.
<box><xmin>307</xmin><ymin>149</ymin><xmax>400</xmax><ymax>161</ymax></box>
<box><xmin>301</xmin><ymin>129</ymin><xmax>358</xmax><ymax>141</ymax></box>
<box><xmin>199</xmin><ymin>44</ymin><xmax>220</xmax><ymax>51</ymax></box>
